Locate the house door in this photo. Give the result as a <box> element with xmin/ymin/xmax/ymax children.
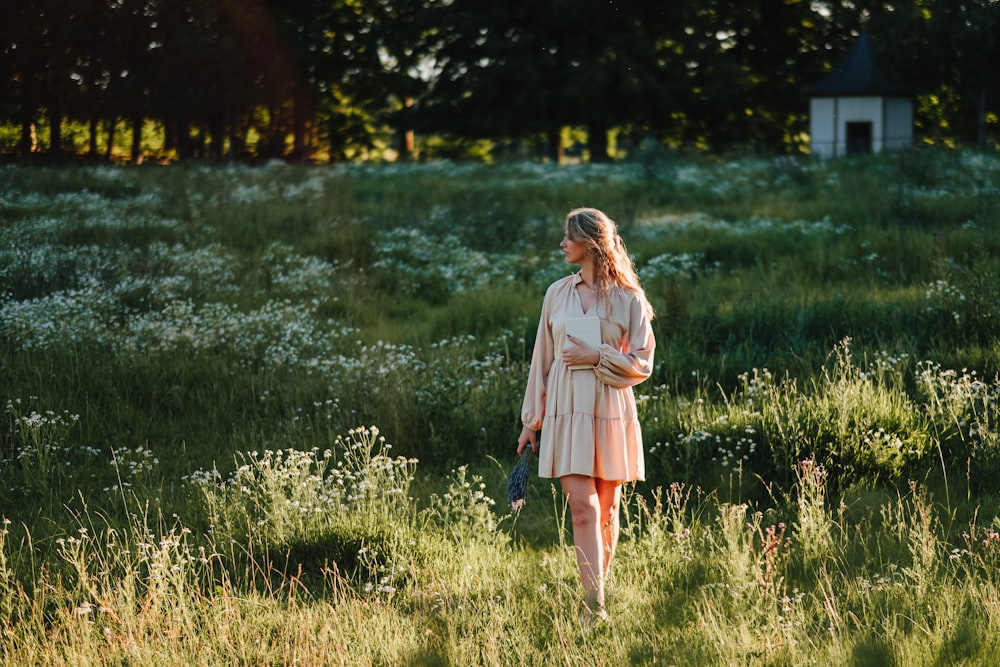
<box><xmin>846</xmin><ymin>122</ymin><xmax>873</xmax><ymax>155</ymax></box>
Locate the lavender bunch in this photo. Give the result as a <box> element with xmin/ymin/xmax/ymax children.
<box><xmin>507</xmin><ymin>447</ymin><xmax>533</xmax><ymax>512</ymax></box>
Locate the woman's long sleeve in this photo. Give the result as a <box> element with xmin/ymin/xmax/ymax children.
<box><xmin>521</xmin><ymin>291</ymin><xmax>554</xmax><ymax>430</ymax></box>
<box><xmin>594</xmin><ymin>295</ymin><xmax>655</xmax><ymax>389</ymax></box>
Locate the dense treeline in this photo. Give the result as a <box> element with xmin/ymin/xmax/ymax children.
<box><xmin>1</xmin><ymin>0</ymin><xmax>998</xmax><ymax>162</ymax></box>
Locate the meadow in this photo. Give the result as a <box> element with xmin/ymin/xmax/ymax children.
<box><xmin>2</xmin><ymin>149</ymin><xmax>1000</xmax><ymax>665</ymax></box>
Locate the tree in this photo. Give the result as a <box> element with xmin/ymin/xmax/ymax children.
<box><xmin>68</xmin><ymin>0</ymin><xmax>119</xmax><ymax>159</ymax></box>
<box><xmin>412</xmin><ymin>0</ymin><xmax>690</xmax><ymax>161</ymax></box>
<box><xmin>413</xmin><ymin>0</ymin><xmax>569</xmax><ymax>157</ymax></box>
<box><xmin>0</xmin><ymin>1</ymin><xmax>39</xmax><ymax>153</ymax></box>
<box><xmin>1</xmin><ymin>0</ymin><xmax>995</xmax><ymax>160</ymax></box>
<box><xmin>360</xmin><ymin>0</ymin><xmax>437</xmax><ymax>161</ymax></box>
<box><xmin>671</xmin><ymin>1</ymin><xmax>829</xmax><ymax>151</ymax></box>
<box><xmin>859</xmin><ymin>0</ymin><xmax>999</xmax><ymax>147</ymax></box>
<box><xmin>137</xmin><ymin>0</ymin><xmax>267</xmax><ymax>160</ymax></box>
<box><xmin>108</xmin><ymin>0</ymin><xmax>160</xmax><ymax>162</ymax></box>
<box><xmin>0</xmin><ymin>0</ymin><xmax>78</xmax><ymax>156</ymax></box>
<box><xmin>262</xmin><ymin>0</ymin><xmax>409</xmax><ymax>162</ymax></box>
<box><xmin>937</xmin><ymin>0</ymin><xmax>1000</xmax><ymax>146</ymax></box>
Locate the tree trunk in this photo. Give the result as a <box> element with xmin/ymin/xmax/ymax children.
<box><xmin>195</xmin><ymin>125</ymin><xmax>206</xmax><ymax>159</ymax></box>
<box><xmin>229</xmin><ymin>114</ymin><xmax>248</xmax><ymax>161</ymax></box>
<box><xmin>105</xmin><ymin>117</ymin><xmax>117</xmax><ymax>160</ymax></box>
<box><xmin>89</xmin><ymin>116</ymin><xmax>99</xmax><ymax>157</ymax></box>
<box><xmin>264</xmin><ymin>105</ymin><xmax>286</xmax><ymax>158</ymax></box>
<box><xmin>19</xmin><ymin>120</ymin><xmax>37</xmax><ymax>156</ymax></box>
<box><xmin>210</xmin><ymin>118</ymin><xmax>225</xmax><ymax>161</ymax></box>
<box><xmin>397</xmin><ymin>97</ymin><xmax>415</xmax><ymax>161</ymax></box>
<box><xmin>397</xmin><ymin>126</ymin><xmax>414</xmax><ymax>160</ymax></box>
<box><xmin>328</xmin><ymin>114</ymin><xmax>345</xmax><ymax>163</ymax></box>
<box><xmin>164</xmin><ymin>121</ymin><xmax>177</xmax><ymax>153</ymax></box>
<box><xmin>131</xmin><ymin>115</ymin><xmax>143</xmax><ymax>163</ymax></box>
<box><xmin>177</xmin><ymin>119</ymin><xmax>193</xmax><ymax>160</ymax></box>
<box><xmin>292</xmin><ymin>90</ymin><xmax>311</xmax><ymax>162</ymax></box>
<box><xmin>546</xmin><ymin>127</ymin><xmax>563</xmax><ymax>163</ymax></box>
<box><xmin>587</xmin><ymin>121</ymin><xmax>609</xmax><ymax>163</ymax></box>
<box><xmin>977</xmin><ymin>89</ymin><xmax>988</xmax><ymax>148</ymax></box>
<box><xmin>48</xmin><ymin>107</ymin><xmax>63</xmax><ymax>156</ymax></box>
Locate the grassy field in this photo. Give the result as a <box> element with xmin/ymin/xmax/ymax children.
<box><xmin>2</xmin><ymin>150</ymin><xmax>1000</xmax><ymax>664</ymax></box>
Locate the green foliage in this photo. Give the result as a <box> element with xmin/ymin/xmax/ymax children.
<box><xmin>187</xmin><ymin>426</ymin><xmax>422</xmax><ymax>586</ymax></box>
<box><xmin>4</xmin><ymin>400</ymin><xmax>1000</xmax><ymax>663</ymax></box>
<box><xmin>3</xmin><ymin>1</ymin><xmax>1000</xmax><ymax>162</ymax></box>
<box><xmin>1</xmin><ymin>151</ymin><xmax>1000</xmax><ymax>662</ymax></box>
<box><xmin>424</xmin><ymin>465</ymin><xmax>504</xmax><ymax>544</ymax></box>
<box><xmin>2</xmin><ymin>153</ymin><xmax>1000</xmax><ymax>483</ymax></box>
<box><xmin>645</xmin><ymin>335</ymin><xmax>1000</xmax><ymax>494</ymax></box>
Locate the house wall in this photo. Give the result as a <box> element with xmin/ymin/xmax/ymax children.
<box><xmin>884</xmin><ymin>97</ymin><xmax>914</xmax><ymax>151</ymax></box>
<box><xmin>809</xmin><ymin>98</ymin><xmax>838</xmax><ymax>158</ymax></box>
<box><xmin>809</xmin><ymin>95</ymin><xmax>913</xmax><ymax>157</ymax></box>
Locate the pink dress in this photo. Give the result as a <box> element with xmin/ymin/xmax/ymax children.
<box><xmin>521</xmin><ymin>273</ymin><xmax>655</xmax><ymax>481</ymax></box>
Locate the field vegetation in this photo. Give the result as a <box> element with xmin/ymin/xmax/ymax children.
<box><xmin>2</xmin><ymin>149</ymin><xmax>1000</xmax><ymax>664</ymax></box>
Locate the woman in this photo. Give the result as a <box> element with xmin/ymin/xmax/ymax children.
<box><xmin>517</xmin><ymin>207</ymin><xmax>655</xmax><ymax>629</ymax></box>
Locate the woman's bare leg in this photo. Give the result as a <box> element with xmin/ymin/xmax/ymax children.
<box><xmin>596</xmin><ymin>479</ymin><xmax>623</xmax><ymax>579</ymax></box>
<box><xmin>560</xmin><ymin>474</ymin><xmax>604</xmax><ymax>609</ymax></box>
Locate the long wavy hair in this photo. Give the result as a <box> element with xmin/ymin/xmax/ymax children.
<box><xmin>565</xmin><ymin>207</ymin><xmax>655</xmax><ymax>320</ymax></box>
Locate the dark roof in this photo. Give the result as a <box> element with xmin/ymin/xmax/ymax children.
<box><xmin>804</xmin><ymin>32</ymin><xmax>911</xmax><ymax>97</ymax></box>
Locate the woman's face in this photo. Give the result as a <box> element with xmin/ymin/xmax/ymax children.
<box><xmin>560</xmin><ymin>233</ymin><xmax>588</xmax><ymax>265</ymax></box>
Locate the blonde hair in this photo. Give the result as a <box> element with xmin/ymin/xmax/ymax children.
<box><xmin>565</xmin><ymin>207</ymin><xmax>654</xmax><ymax>320</ymax></box>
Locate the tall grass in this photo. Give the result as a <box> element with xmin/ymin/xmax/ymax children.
<box><xmin>5</xmin><ymin>425</ymin><xmax>1000</xmax><ymax>664</ymax></box>
<box><xmin>2</xmin><ymin>150</ymin><xmax>1000</xmax><ymax>663</ymax></box>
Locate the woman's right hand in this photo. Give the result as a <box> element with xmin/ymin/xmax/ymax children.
<box><xmin>517</xmin><ymin>425</ymin><xmax>538</xmax><ymax>455</ymax></box>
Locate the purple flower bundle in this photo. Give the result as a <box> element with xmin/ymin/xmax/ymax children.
<box><xmin>507</xmin><ymin>447</ymin><xmax>533</xmax><ymax>512</ymax></box>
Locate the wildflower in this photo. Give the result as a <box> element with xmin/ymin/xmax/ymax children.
<box><xmin>507</xmin><ymin>447</ymin><xmax>533</xmax><ymax>511</ymax></box>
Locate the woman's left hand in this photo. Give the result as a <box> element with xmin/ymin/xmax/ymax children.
<box><xmin>562</xmin><ymin>335</ymin><xmax>600</xmax><ymax>367</ymax></box>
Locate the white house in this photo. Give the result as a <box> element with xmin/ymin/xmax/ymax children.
<box><xmin>804</xmin><ymin>33</ymin><xmax>914</xmax><ymax>158</ymax></box>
